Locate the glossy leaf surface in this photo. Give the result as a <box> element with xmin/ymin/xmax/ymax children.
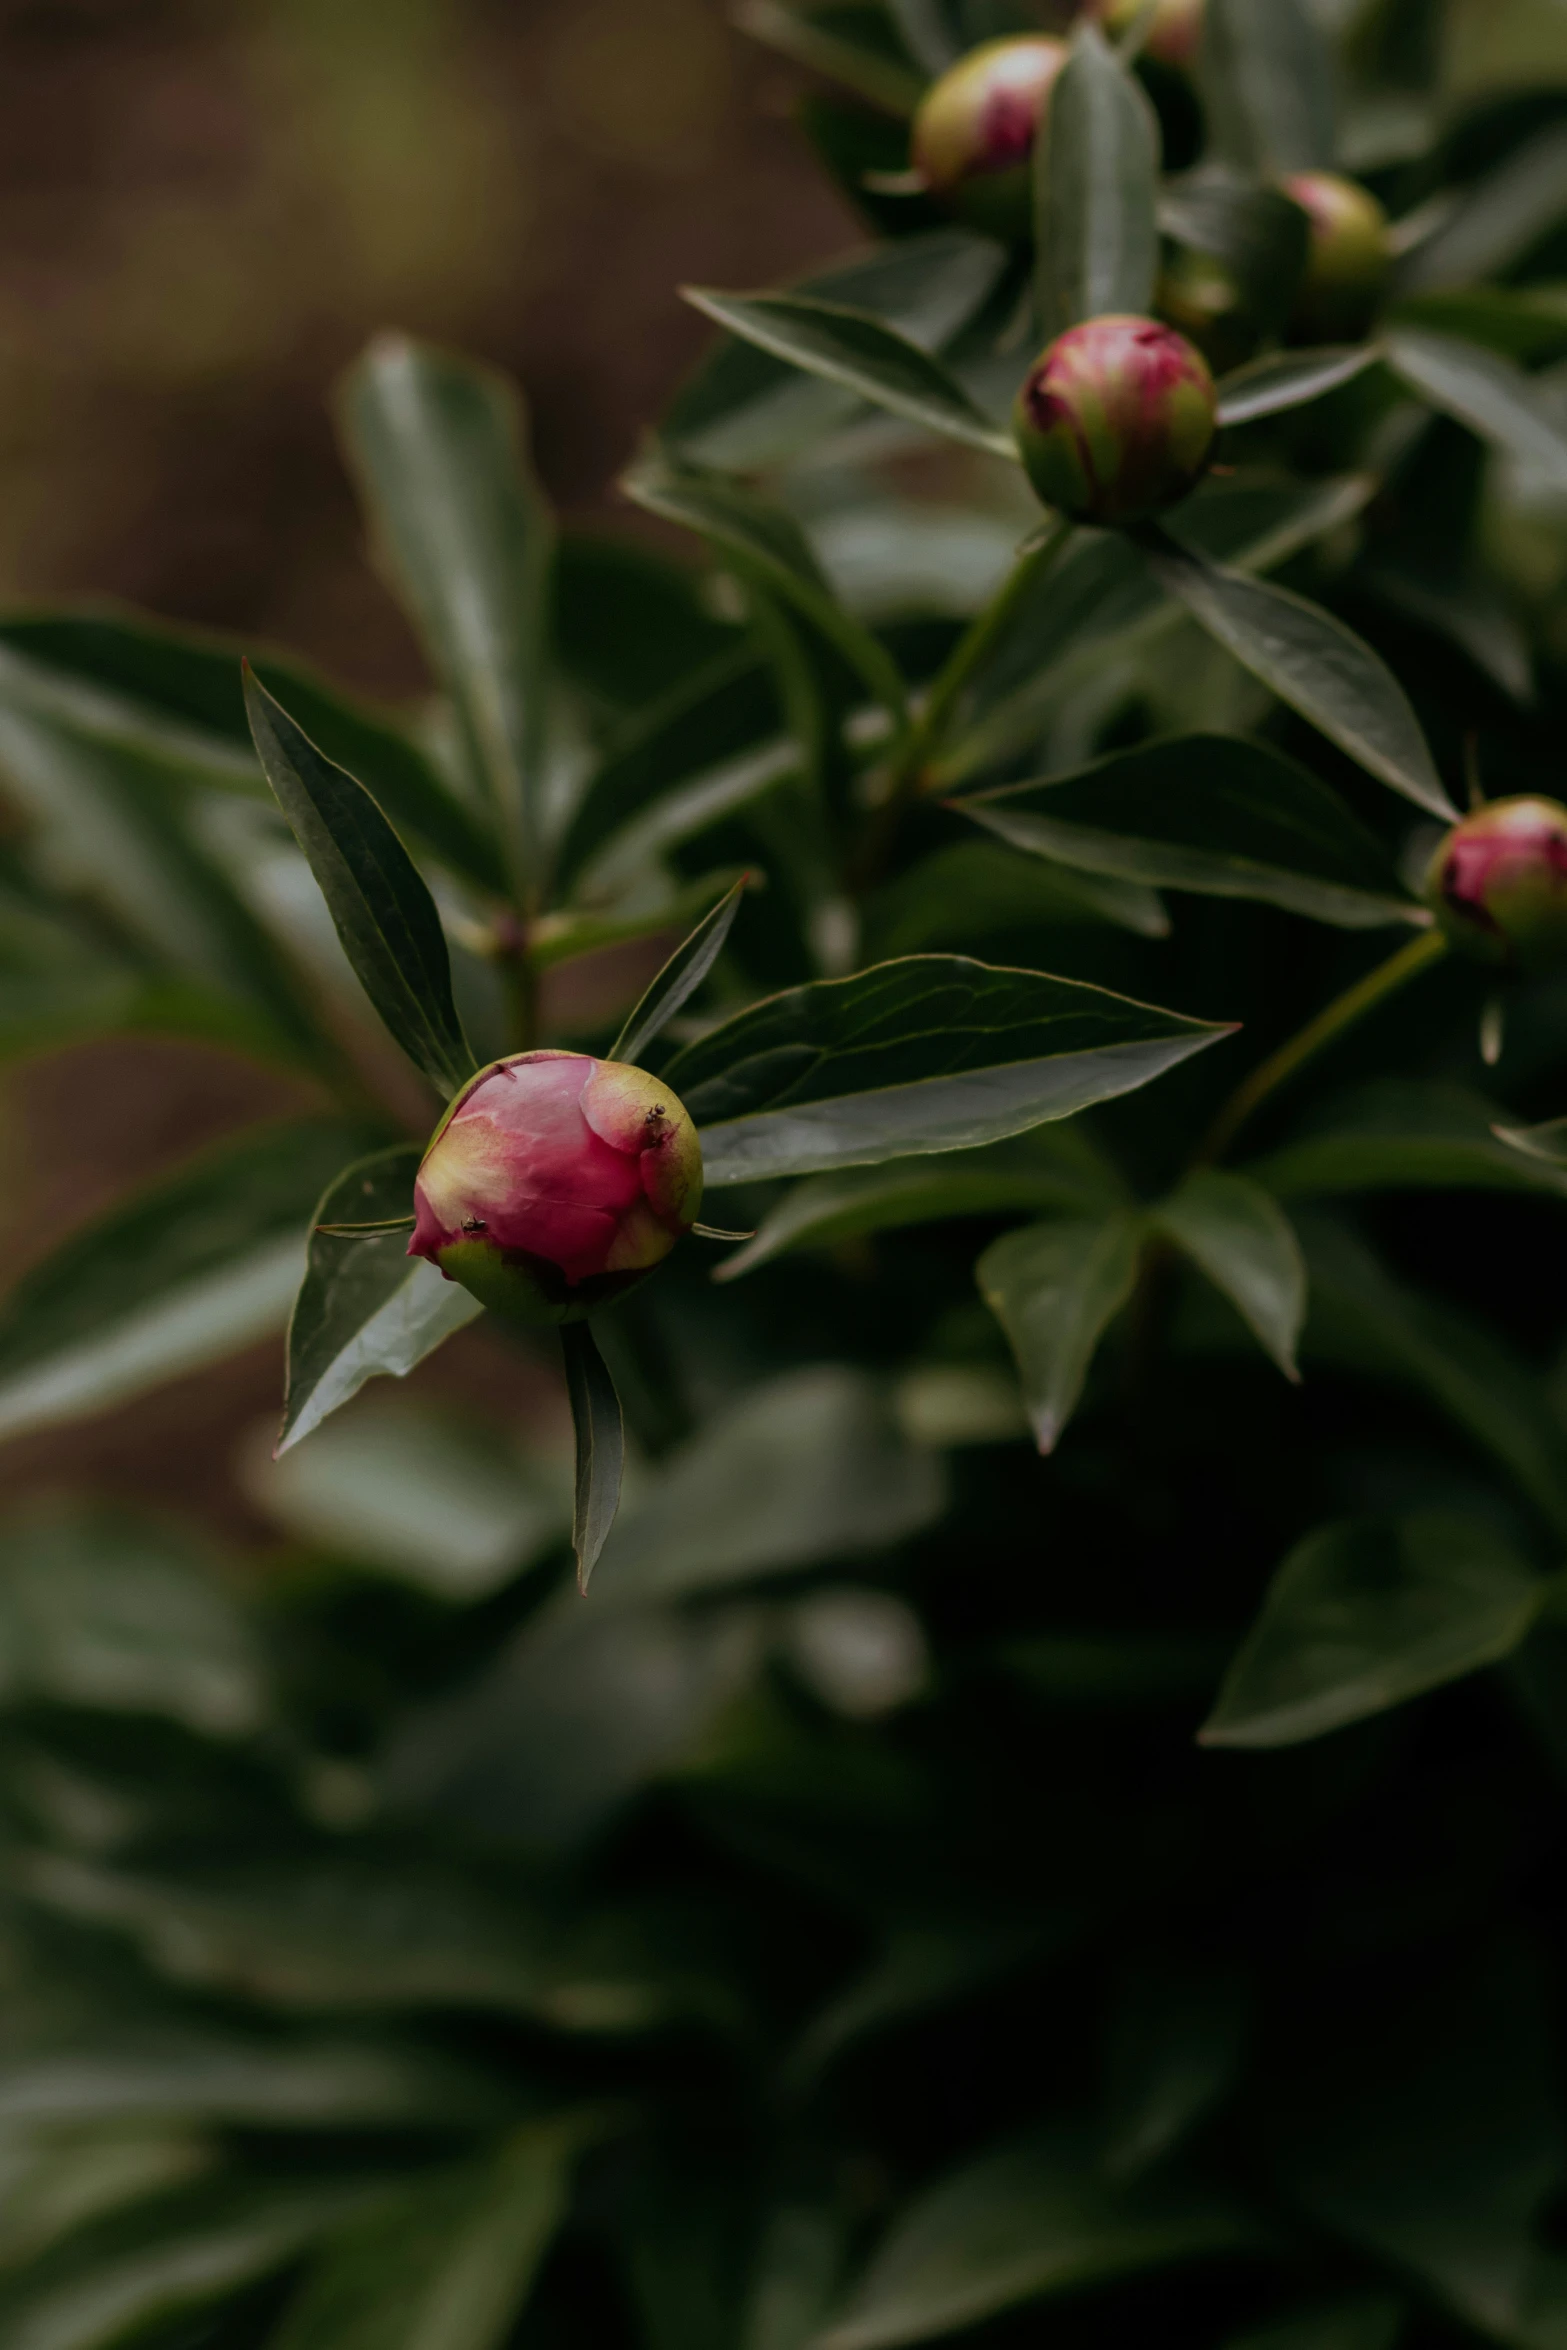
<box><xmin>977</xmin><ymin>1212</ymin><xmax>1144</xmax><ymax>1452</ymax></box>
<box><xmin>563</xmin><ymin>1320</ymin><xmax>625</xmax><ymax>1593</ymax></box>
<box><xmin>1156</xmin><ymin>1169</ymin><xmax>1306</xmax><ymax>1379</ymax></box>
<box><xmin>669</xmin><ymin>957</ymin><xmax>1230</xmax><ymax>1184</ymax></box>
<box><xmin>1037</xmin><ymin>25</ymin><xmax>1159</xmax><ymax>333</ymax></box>
<box><xmin>1202</xmin><ymin>1513</ymin><xmax>1543</xmax><ymax>1748</ymax></box>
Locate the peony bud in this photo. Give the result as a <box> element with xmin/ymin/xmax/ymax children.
<box><xmin>1094</xmin><ymin>0</ymin><xmax>1204</xmax><ymax>70</ymax></box>
<box><xmin>910</xmin><ymin>36</ymin><xmax>1068</xmax><ymax>238</ymax></box>
<box><xmin>1282</xmin><ymin>171</ymin><xmax>1390</xmax><ymax>341</ymax></box>
<box><xmin>409</xmin><ymin>1050</ymin><xmax>703</xmax><ymax>1324</ymax></box>
<box><xmin>1423</xmin><ymin>797</ymin><xmax>1567</xmax><ymax>975</ymax></box>
<box><xmin>1013</xmin><ymin>314</ymin><xmax>1217</xmax><ymax>524</ymax></box>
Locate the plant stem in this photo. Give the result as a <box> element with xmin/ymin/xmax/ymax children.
<box><xmin>1195</xmin><ymin>927</ymin><xmax>1447</xmax><ymax>1167</ymax></box>
<box><xmin>849</xmin><ymin>515</ymin><xmax>1071</xmax><ymax>892</ymax></box>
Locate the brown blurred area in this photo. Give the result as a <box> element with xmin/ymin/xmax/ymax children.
<box><xmin>0</xmin><ymin>0</ymin><xmax>855</xmax><ymax>1530</ymax></box>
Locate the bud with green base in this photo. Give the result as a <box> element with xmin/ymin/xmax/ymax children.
<box><xmin>1013</xmin><ymin>315</ymin><xmax>1217</xmax><ymax>525</ymax></box>
<box><xmin>408</xmin><ymin>1050</ymin><xmax>703</xmax><ymax>1325</ymax></box>
<box><xmin>1283</xmin><ymin>171</ymin><xmax>1390</xmax><ymax>341</ymax></box>
<box><xmin>909</xmin><ymin>36</ymin><xmax>1068</xmax><ymax>239</ymax></box>
<box><xmin>1423</xmin><ymin>797</ymin><xmax>1567</xmax><ymax>975</ymax></box>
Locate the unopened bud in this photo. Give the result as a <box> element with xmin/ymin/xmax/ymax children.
<box><xmin>1013</xmin><ymin>315</ymin><xmax>1217</xmax><ymax>524</ymax></box>
<box><xmin>1095</xmin><ymin>0</ymin><xmax>1204</xmax><ymax>69</ymax></box>
<box><xmin>1283</xmin><ymin>171</ymin><xmax>1390</xmax><ymax>341</ymax></box>
<box><xmin>910</xmin><ymin>36</ymin><xmax>1068</xmax><ymax>238</ymax></box>
<box><xmin>1424</xmin><ymin>797</ymin><xmax>1567</xmax><ymax>974</ymax></box>
<box><xmin>409</xmin><ymin>1050</ymin><xmax>703</xmax><ymax>1324</ymax></box>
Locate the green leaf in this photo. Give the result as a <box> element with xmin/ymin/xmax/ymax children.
<box><xmin>1102</xmin><ymin>1958</ymin><xmax>1250</xmax><ymax>2181</ymax></box>
<box><xmin>610</xmin><ymin>875</ymin><xmax>750</xmax><ymax>1065</ymax></box>
<box><xmin>940</xmin><ymin>472</ymin><xmax>1379</xmax><ymax>786</ymax></box>
<box><xmin>813</xmin><ymin>2127</ymin><xmax>1257</xmax><ymax>2350</ymax></box>
<box><xmin>1389</xmin><ymin>286</ymin><xmax>1567</xmax><ymax>366</ymax></box>
<box><xmin>1221</xmin><ymin>2299</ymin><xmax>1407</xmax><ymax>2350</ymax></box>
<box><xmin>1155</xmin><ymin>1170</ymin><xmax>1306</xmax><ymax>1379</ymax></box>
<box><xmin>1395</xmin><ymin>121</ymin><xmax>1567</xmax><ymax>295</ymax></box>
<box><xmin>0</xmin><ymin>1120</ymin><xmax>357</xmax><ymax>1444</ymax></box>
<box><xmin>1216</xmin><ymin>346</ymin><xmax>1381</xmax><ymax>426</ymax></box>
<box><xmin>0</xmin><ymin>611</ymin><xmax>507</xmax><ymax>895</ymax></box>
<box><xmin>589</xmin><ymin>1367</ymin><xmax>947</xmax><ymax>1606</ymax></box>
<box><xmin>0</xmin><ymin>1511</ymin><xmax>265</xmax><ymax>1737</ymax></box>
<box><xmin>865</xmin><ymin>840</ymin><xmax>1168</xmax><ymax>955</ymax></box>
<box><xmin>1139</xmin><ymin>535</ymin><xmax>1457</xmax><ymax>820</ymax></box>
<box><xmin>563</xmin><ymin>1322</ymin><xmax>625</xmax><ymax>1594</ymax></box>
<box><xmin>1201</xmin><ymin>1511</ymin><xmax>1542</xmax><ymax>1749</ymax></box>
<box><xmin>681</xmin><ymin>291</ymin><xmax>1015</xmax><ymax>459</ymax></box>
<box><xmin>0</xmin><ymin>2033</ymin><xmax>502</xmax><ymax>2135</ymax></box>
<box><xmin>714</xmin><ymin>1128</ymin><xmax>1119</xmax><ymax>1280</ymax></box>
<box><xmin>1199</xmin><ymin>0</ymin><xmax>1336</xmax><ymax>174</ymax></box>
<box><xmin>244</xmin><ymin>670</ymin><xmax>475</xmax><ymax>1097</ymax></box>
<box><xmin>277</xmin><ymin>1150</ymin><xmax>482</xmax><ymax>1458</ymax></box>
<box><xmin>1493</xmin><ymin>1112</ymin><xmax>1567</xmax><ymax>1169</ymax></box>
<box><xmin>273</xmin><ymin>2116</ymin><xmax>602</xmax><ymax>2350</ymax></box>
<box><xmin>622</xmin><ymin>458</ymin><xmax>909</xmax><ymax>723</ymax></box>
<box><xmin>665</xmin><ymin>232</ymin><xmax>1005</xmax><ymax>472</ymax></box>
<box><xmin>1384</xmin><ymin>328</ymin><xmax>1567</xmax><ymax>495</ymax></box>
<box><xmin>1245</xmin><ymin>1081</ymin><xmax>1567</xmax><ymax>1202</ymax></box>
<box><xmin>883</xmin><ymin>0</ymin><xmax>957</xmax><ymax>75</ymax></box>
<box><xmin>976</xmin><ymin>1212</ymin><xmax>1144</xmax><ymax>1452</ymax></box>
<box><xmin>0</xmin><ymin>2179</ymin><xmax>382</xmax><ymax>2350</ymax></box>
<box><xmin>557</xmin><ymin>649</ymin><xmax>779</xmax><ymax>895</ymax></box>
<box><xmin>670</xmin><ymin>956</ymin><xmax>1231</xmax><ymax>1185</ymax></box>
<box><xmin>1036</xmin><ymin>25</ymin><xmax>1160</xmax><ymax>334</ymax></box>
<box><xmin>732</xmin><ymin>0</ymin><xmax>926</xmax><ymax>114</ymax></box>
<box><xmin>957</xmin><ymin>734</ymin><xmax>1418</xmax><ymax>929</ymax></box>
<box><xmin>1301</xmin><ymin>1217</ymin><xmax>1567</xmax><ymax>1539</ymax></box>
<box><xmin>337</xmin><ymin>335</ymin><xmax>553</xmax><ymax>886</ymax></box>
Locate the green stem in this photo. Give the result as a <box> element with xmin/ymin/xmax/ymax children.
<box><xmin>1195</xmin><ymin>927</ymin><xmax>1447</xmax><ymax>1167</ymax></box>
<box><xmin>849</xmin><ymin>516</ymin><xmax>1071</xmax><ymax>892</ymax></box>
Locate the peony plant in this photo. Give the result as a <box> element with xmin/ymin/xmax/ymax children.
<box><xmin>2</xmin><ymin>2</ymin><xmax>1567</xmax><ymax>2346</ymax></box>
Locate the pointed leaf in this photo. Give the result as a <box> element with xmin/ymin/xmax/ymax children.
<box><xmin>562</xmin><ymin>1321</ymin><xmax>624</xmax><ymax>1592</ymax></box>
<box><xmin>0</xmin><ymin>1120</ymin><xmax>356</xmax><ymax>1444</ymax></box>
<box><xmin>733</xmin><ymin>1</ymin><xmax>926</xmax><ymax>113</ymax></box>
<box><xmin>1216</xmin><ymin>345</ymin><xmax>1381</xmax><ymax>426</ymax></box>
<box><xmin>610</xmin><ymin>875</ymin><xmax>749</xmax><ymax>1066</ymax></box>
<box><xmin>1156</xmin><ymin>1169</ymin><xmax>1306</xmax><ymax>1379</ymax></box>
<box><xmin>1385</xmin><ymin>327</ymin><xmax>1567</xmax><ymax>494</ymax></box>
<box><xmin>1103</xmin><ymin>1958</ymin><xmax>1250</xmax><ymax>2181</ymax></box>
<box><xmin>1396</xmin><ymin>121</ymin><xmax>1567</xmax><ymax>295</ymax></box>
<box><xmin>958</xmin><ymin>734</ymin><xmax>1418</xmax><ymax>929</ymax></box>
<box><xmin>666</xmin><ymin>232</ymin><xmax>1005</xmax><ymax>473</ymax></box>
<box><xmin>1199</xmin><ymin>0</ymin><xmax>1336</xmax><ymax>175</ymax></box>
<box><xmin>277</xmin><ymin>1149</ymin><xmax>482</xmax><ymax>1457</ymax></box>
<box><xmin>337</xmin><ymin>335</ymin><xmax>553</xmax><ymax>884</ymax></box>
<box><xmin>681</xmin><ymin>291</ymin><xmax>1015</xmax><ymax>459</ymax></box>
<box><xmin>977</xmin><ymin>1211</ymin><xmax>1144</xmax><ymax>1452</ymax></box>
<box><xmin>1037</xmin><ymin>25</ymin><xmax>1160</xmax><ymax>333</ymax></box>
<box><xmin>244</xmin><ymin>670</ymin><xmax>475</xmax><ymax>1096</ymax></box>
<box><xmin>884</xmin><ymin>0</ymin><xmax>957</xmax><ymax>75</ymax></box>
<box><xmin>813</xmin><ymin>2126</ymin><xmax>1257</xmax><ymax>2350</ymax></box>
<box><xmin>273</xmin><ymin>2116</ymin><xmax>602</xmax><ymax>2350</ymax></box>
<box><xmin>622</xmin><ymin>459</ymin><xmax>908</xmax><ymax>721</ymax></box>
<box><xmin>1246</xmin><ymin>1081</ymin><xmax>1567</xmax><ymax>1202</ymax></box>
<box><xmin>667</xmin><ymin>957</ymin><xmax>1231</xmax><ymax>1184</ymax></box>
<box><xmin>715</xmin><ymin>1129</ymin><xmax>1119</xmax><ymax>1280</ymax></box>
<box><xmin>1201</xmin><ymin>1512</ymin><xmax>1543</xmax><ymax>1749</ymax></box>
<box><xmin>1159</xmin><ymin>170</ymin><xmax>1310</xmax><ymax>341</ymax></box>
<box><xmin>1140</xmin><ymin>536</ymin><xmax>1456</xmax><ymax>819</ymax></box>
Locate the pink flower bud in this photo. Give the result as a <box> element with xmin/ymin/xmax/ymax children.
<box><xmin>1424</xmin><ymin>797</ymin><xmax>1567</xmax><ymax>975</ymax></box>
<box><xmin>1282</xmin><ymin>171</ymin><xmax>1390</xmax><ymax>340</ymax></box>
<box><xmin>1013</xmin><ymin>315</ymin><xmax>1217</xmax><ymax>524</ymax></box>
<box><xmin>1094</xmin><ymin>0</ymin><xmax>1204</xmax><ymax>69</ymax></box>
<box><xmin>409</xmin><ymin>1051</ymin><xmax>703</xmax><ymax>1324</ymax></box>
<box><xmin>910</xmin><ymin>36</ymin><xmax>1069</xmax><ymax>238</ymax></box>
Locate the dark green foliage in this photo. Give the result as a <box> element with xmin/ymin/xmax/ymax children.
<box><xmin>7</xmin><ymin>4</ymin><xmax>1567</xmax><ymax>2345</ymax></box>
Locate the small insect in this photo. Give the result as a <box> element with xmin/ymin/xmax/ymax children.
<box><xmin>461</xmin><ymin>1215</ymin><xmax>488</xmax><ymax>1234</ymax></box>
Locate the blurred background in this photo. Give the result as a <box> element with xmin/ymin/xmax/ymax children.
<box><xmin>0</xmin><ymin>0</ymin><xmax>860</xmax><ymax>1531</ymax></box>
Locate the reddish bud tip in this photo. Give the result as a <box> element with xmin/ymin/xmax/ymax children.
<box><xmin>1282</xmin><ymin>171</ymin><xmax>1390</xmax><ymax>340</ymax></box>
<box><xmin>1095</xmin><ymin>0</ymin><xmax>1204</xmax><ymax>69</ymax></box>
<box><xmin>1012</xmin><ymin>315</ymin><xmax>1217</xmax><ymax>525</ymax></box>
<box><xmin>1424</xmin><ymin>796</ymin><xmax>1567</xmax><ymax>975</ymax></box>
<box><xmin>408</xmin><ymin>1050</ymin><xmax>703</xmax><ymax>1325</ymax></box>
<box><xmin>910</xmin><ymin>36</ymin><xmax>1068</xmax><ymax>238</ymax></box>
